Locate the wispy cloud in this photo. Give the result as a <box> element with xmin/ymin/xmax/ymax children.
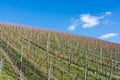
<box><xmin>68</xmin><ymin>18</ymin><xmax>81</xmax><ymax>31</ymax></box>
<box><xmin>80</xmin><ymin>12</ymin><xmax>112</xmax><ymax>28</ymax></box>
<box><xmin>98</xmin><ymin>11</ymin><xmax>112</xmax><ymax>19</ymax></box>
<box><xmin>68</xmin><ymin>11</ymin><xmax>112</xmax><ymax>30</ymax></box>
<box><xmin>99</xmin><ymin>33</ymin><xmax>118</xmax><ymax>39</ymax></box>
<box><xmin>80</xmin><ymin>14</ymin><xmax>99</xmax><ymax>28</ymax></box>
<box><xmin>68</xmin><ymin>25</ymin><xmax>76</xmax><ymax>31</ymax></box>
<box><xmin>104</xmin><ymin>12</ymin><xmax>112</xmax><ymax>16</ymax></box>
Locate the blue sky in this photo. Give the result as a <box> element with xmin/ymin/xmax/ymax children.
<box><xmin>0</xmin><ymin>0</ymin><xmax>120</xmax><ymax>44</ymax></box>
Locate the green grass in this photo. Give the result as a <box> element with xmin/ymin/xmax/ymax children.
<box><xmin>0</xmin><ymin>24</ymin><xmax>120</xmax><ymax>80</ymax></box>
<box><xmin>0</xmin><ymin>49</ymin><xmax>17</xmax><ymax>80</ymax></box>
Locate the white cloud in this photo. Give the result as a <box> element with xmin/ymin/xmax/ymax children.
<box><xmin>80</xmin><ymin>14</ymin><xmax>99</xmax><ymax>28</ymax></box>
<box><xmin>71</xmin><ymin>19</ymin><xmax>80</xmax><ymax>25</ymax></box>
<box><xmin>97</xmin><ymin>16</ymin><xmax>104</xmax><ymax>19</ymax></box>
<box><xmin>104</xmin><ymin>12</ymin><xmax>112</xmax><ymax>16</ymax></box>
<box><xmin>99</xmin><ymin>33</ymin><xmax>118</xmax><ymax>39</ymax></box>
<box><xmin>68</xmin><ymin>11</ymin><xmax>112</xmax><ymax>30</ymax></box>
<box><xmin>68</xmin><ymin>25</ymin><xmax>76</xmax><ymax>31</ymax></box>
<box><xmin>68</xmin><ymin>18</ymin><xmax>80</xmax><ymax>31</ymax></box>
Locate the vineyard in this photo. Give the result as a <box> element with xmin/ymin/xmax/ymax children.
<box><xmin>0</xmin><ymin>23</ymin><xmax>120</xmax><ymax>80</ymax></box>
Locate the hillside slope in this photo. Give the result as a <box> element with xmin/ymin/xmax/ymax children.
<box><xmin>0</xmin><ymin>23</ymin><xmax>120</xmax><ymax>80</ymax></box>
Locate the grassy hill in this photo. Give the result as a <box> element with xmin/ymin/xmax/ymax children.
<box><xmin>0</xmin><ymin>23</ymin><xmax>120</xmax><ymax>80</ymax></box>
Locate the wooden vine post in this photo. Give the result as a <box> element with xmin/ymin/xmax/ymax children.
<box><xmin>48</xmin><ymin>59</ymin><xmax>52</xmax><ymax>80</ymax></box>
<box><xmin>18</xmin><ymin>29</ymin><xmax>21</xmax><ymax>43</ymax></box>
<box><xmin>113</xmin><ymin>49</ymin><xmax>116</xmax><ymax>72</ymax></box>
<box><xmin>0</xmin><ymin>30</ymin><xmax>2</xmax><ymax>42</ymax></box>
<box><xmin>46</xmin><ymin>33</ymin><xmax>50</xmax><ymax>77</ymax></box>
<box><xmin>100</xmin><ymin>47</ymin><xmax>103</xmax><ymax>79</ymax></box>
<box><xmin>7</xmin><ymin>36</ymin><xmax>9</xmax><ymax>53</ymax></box>
<box><xmin>55</xmin><ymin>34</ymin><xmax>60</xmax><ymax>56</ymax></box>
<box><xmin>34</xmin><ymin>32</ymin><xmax>37</xmax><ymax>61</ymax></box>
<box><xmin>53</xmin><ymin>34</ymin><xmax>58</xmax><ymax>76</ymax></box>
<box><xmin>84</xmin><ymin>49</ymin><xmax>88</xmax><ymax>80</ymax></box>
<box><xmin>75</xmin><ymin>43</ymin><xmax>78</xmax><ymax>54</ymax></box>
<box><xmin>28</xmin><ymin>32</ymin><xmax>32</xmax><ymax>58</ymax></box>
<box><xmin>0</xmin><ymin>59</ymin><xmax>2</xmax><ymax>77</ymax></box>
<box><xmin>20</xmin><ymin>45</ymin><xmax>23</xmax><ymax>78</ymax></box>
<box><xmin>110</xmin><ymin>49</ymin><xmax>113</xmax><ymax>80</ymax></box>
<box><xmin>74</xmin><ymin>43</ymin><xmax>78</xmax><ymax>64</ymax></box>
<box><xmin>100</xmin><ymin>47</ymin><xmax>103</xmax><ymax>71</ymax></box>
<box><xmin>68</xmin><ymin>46</ymin><xmax>71</xmax><ymax>73</ymax></box>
